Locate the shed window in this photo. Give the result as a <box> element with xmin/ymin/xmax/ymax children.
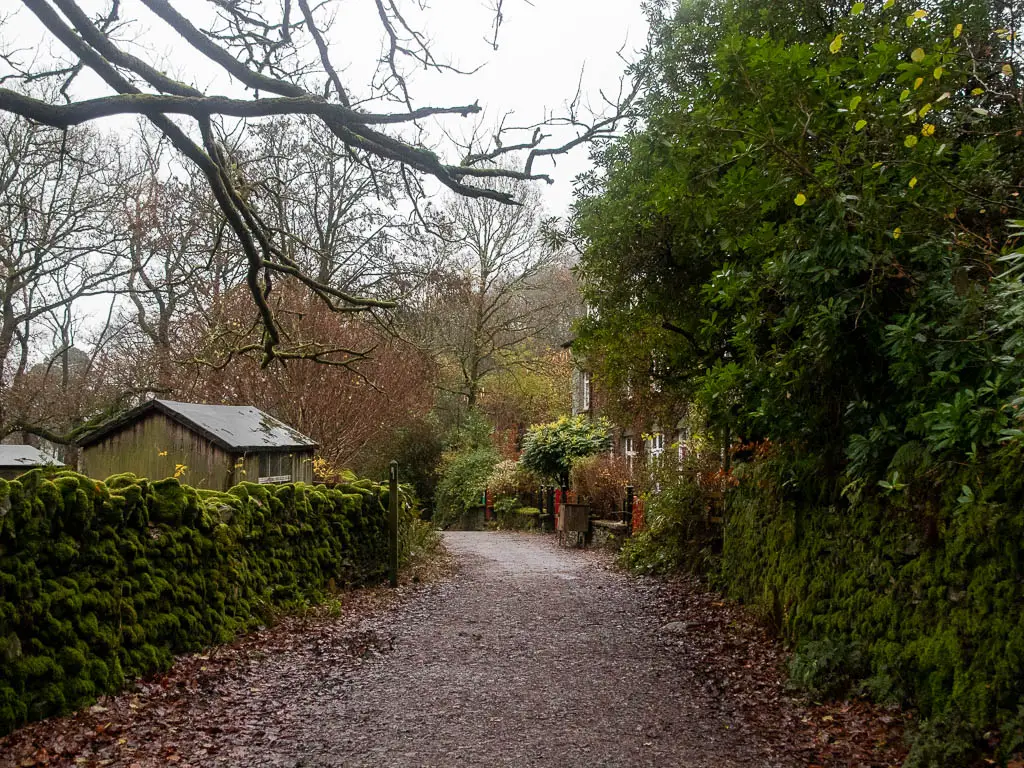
<box><xmin>258</xmin><ymin>452</ymin><xmax>292</xmax><ymax>483</ymax></box>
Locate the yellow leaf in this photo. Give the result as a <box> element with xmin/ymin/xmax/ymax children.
<box><xmin>899</xmin><ymin>89</ymin><xmax>911</xmax><ymax>102</ymax></box>
<box><xmin>971</xmin><ymin>87</ymin><xmax>984</xmax><ymax>95</ymax></box>
<box><xmin>883</xmin><ymin>0</ymin><xmax>894</xmax><ymax>7</ymax></box>
<box><xmin>918</xmin><ymin>103</ymin><xmax>932</xmax><ymax>117</ymax></box>
<box><xmin>794</xmin><ymin>193</ymin><xmax>807</xmax><ymax>206</ymax></box>
<box><xmin>855</xmin><ymin>119</ymin><xmax>868</xmax><ymax>132</ymax></box>
<box><xmin>953</xmin><ymin>23</ymin><xmax>963</xmax><ymax>38</ymax></box>
<box><xmin>911</xmin><ymin>48</ymin><xmax>926</xmax><ymax>62</ymax></box>
<box><xmin>851</xmin><ymin>1</ymin><xmax>865</xmax><ymax>14</ymax></box>
<box><xmin>1003</xmin><ymin>64</ymin><xmax>1013</xmax><ymax>76</ymax></box>
<box><xmin>909</xmin><ymin>176</ymin><xmax>918</xmax><ymax>188</ymax></box>
<box><xmin>933</xmin><ymin>66</ymin><xmax>943</xmax><ymax>79</ymax></box>
<box><xmin>893</xmin><ymin>227</ymin><xmax>902</xmax><ymax>239</ymax></box>
<box><xmin>913</xmin><ymin>9</ymin><xmax>928</xmax><ymax>18</ymax></box>
<box><xmin>914</xmin><ymin>76</ymin><xmax>924</xmax><ymax>89</ymax></box>
<box><xmin>921</xmin><ymin>123</ymin><xmax>936</xmax><ymax>136</ymax></box>
<box><xmin>905</xmin><ymin>135</ymin><xmax>919</xmax><ymax>148</ymax></box>
<box><xmin>850</xmin><ymin>95</ymin><xmax>862</xmax><ymax>111</ymax></box>
<box><xmin>829</xmin><ymin>34</ymin><xmax>844</xmax><ymax>54</ymax></box>
<box><xmin>872</xmin><ymin>161</ymin><xmax>883</xmax><ymax>169</ymax></box>
<box><xmin>158</xmin><ymin>450</ymin><xmax>168</xmax><ymax>457</ymax></box>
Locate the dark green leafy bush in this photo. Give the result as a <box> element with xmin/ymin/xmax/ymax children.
<box><xmin>433</xmin><ymin>447</ymin><xmax>498</xmax><ymax>529</ymax></box>
<box><xmin>0</xmin><ymin>469</ymin><xmax>390</xmax><ymax>735</ymax></box>
<box><xmin>394</xmin><ymin>486</ymin><xmax>441</xmax><ymax>567</ymax></box>
<box><xmin>519</xmin><ymin>415</ymin><xmax>612</xmax><ymax>485</ymax></box>
<box><xmin>787</xmin><ymin>638</ymin><xmax>869</xmax><ymax>701</ymax></box>
<box><xmin>618</xmin><ymin>469</ymin><xmax>721</xmax><ymax>576</ymax></box>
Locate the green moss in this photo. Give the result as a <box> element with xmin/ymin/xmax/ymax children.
<box><xmin>718</xmin><ymin>448</ymin><xmax>1024</xmax><ymax>764</ymax></box>
<box><xmin>0</xmin><ymin>470</ymin><xmax>389</xmax><ymax>735</ymax></box>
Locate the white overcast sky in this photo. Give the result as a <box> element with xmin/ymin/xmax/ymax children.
<box><xmin>5</xmin><ymin>0</ymin><xmax>650</xmax><ymax>216</ymax></box>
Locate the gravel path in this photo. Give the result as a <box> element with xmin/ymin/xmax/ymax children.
<box><xmin>253</xmin><ymin>531</ymin><xmax>794</xmax><ymax>767</ymax></box>
<box><xmin>3</xmin><ymin>532</ymin><xmax>840</xmax><ymax>767</ymax></box>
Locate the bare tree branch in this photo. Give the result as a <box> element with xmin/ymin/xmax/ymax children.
<box><xmin>0</xmin><ymin>0</ymin><xmax>642</xmax><ymax>367</ymax></box>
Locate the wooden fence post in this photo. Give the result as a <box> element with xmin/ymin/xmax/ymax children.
<box><xmin>389</xmin><ymin>460</ymin><xmax>399</xmax><ymax>588</ymax></box>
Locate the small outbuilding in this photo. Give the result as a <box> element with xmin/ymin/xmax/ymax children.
<box><xmin>77</xmin><ymin>399</ymin><xmax>317</xmax><ymax>490</ymax></box>
<box><xmin>0</xmin><ymin>445</ymin><xmax>64</xmax><ymax>480</ymax></box>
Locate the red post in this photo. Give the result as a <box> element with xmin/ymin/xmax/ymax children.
<box><xmin>632</xmin><ymin>496</ymin><xmax>645</xmax><ymax>533</ymax></box>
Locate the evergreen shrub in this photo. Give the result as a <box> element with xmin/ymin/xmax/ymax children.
<box><xmin>618</xmin><ymin>468</ymin><xmax>721</xmax><ymax>576</ymax></box>
<box><xmin>433</xmin><ymin>447</ymin><xmax>498</xmax><ymax>529</ymax></box>
<box><xmin>0</xmin><ymin>469</ymin><xmax>390</xmax><ymax>734</ymax></box>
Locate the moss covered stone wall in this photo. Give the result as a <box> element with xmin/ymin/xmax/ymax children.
<box><xmin>721</xmin><ymin>448</ymin><xmax>1024</xmax><ymax>762</ymax></box>
<box><xmin>0</xmin><ymin>469</ymin><xmax>389</xmax><ymax>734</ymax></box>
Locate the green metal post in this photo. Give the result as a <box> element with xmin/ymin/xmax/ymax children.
<box><xmin>389</xmin><ymin>460</ymin><xmax>399</xmax><ymax>588</ymax></box>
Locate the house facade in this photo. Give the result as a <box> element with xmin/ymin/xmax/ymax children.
<box><xmin>78</xmin><ymin>399</ymin><xmax>317</xmax><ymax>490</ymax></box>
<box><xmin>570</xmin><ymin>358</ymin><xmax>690</xmax><ymax>475</ymax></box>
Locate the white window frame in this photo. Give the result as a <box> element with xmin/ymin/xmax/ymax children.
<box><xmin>582</xmin><ymin>371</ymin><xmax>592</xmax><ymax>411</ymax></box>
<box><xmin>258</xmin><ymin>452</ymin><xmax>293</xmax><ymax>484</ymax></box>
<box><xmin>648</xmin><ymin>432</ymin><xmax>665</xmax><ymax>463</ymax></box>
<box><xmin>650</xmin><ymin>356</ymin><xmax>663</xmax><ymax>393</ymax></box>
<box><xmin>677</xmin><ymin>428</ymin><xmax>689</xmax><ymax>463</ymax></box>
<box><xmin>623</xmin><ymin>435</ymin><xmax>636</xmax><ymax>472</ymax></box>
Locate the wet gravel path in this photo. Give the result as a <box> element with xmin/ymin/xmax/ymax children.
<box><xmin>260</xmin><ymin>532</ymin><xmax>794</xmax><ymax>767</ymax></box>
<box><xmin>2</xmin><ymin>532</ymin><xmax>833</xmax><ymax>767</ymax></box>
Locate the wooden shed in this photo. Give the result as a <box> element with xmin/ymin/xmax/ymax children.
<box><xmin>77</xmin><ymin>399</ymin><xmax>317</xmax><ymax>490</ymax></box>
<box><xmin>0</xmin><ymin>445</ymin><xmax>64</xmax><ymax>480</ymax></box>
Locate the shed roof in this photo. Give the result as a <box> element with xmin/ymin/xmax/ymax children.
<box><xmin>78</xmin><ymin>399</ymin><xmax>318</xmax><ymax>453</ymax></box>
<box><xmin>0</xmin><ymin>445</ymin><xmax>64</xmax><ymax>468</ymax></box>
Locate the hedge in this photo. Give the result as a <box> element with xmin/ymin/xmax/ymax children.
<box><xmin>0</xmin><ymin>469</ymin><xmax>391</xmax><ymax>735</ymax></box>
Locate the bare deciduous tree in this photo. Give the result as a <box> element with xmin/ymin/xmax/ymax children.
<box><xmin>412</xmin><ymin>177</ymin><xmax>578</xmax><ymax>411</ymax></box>
<box><xmin>0</xmin><ymin>0</ymin><xmax>639</xmax><ymax>365</ymax></box>
<box><xmin>185</xmin><ymin>284</ymin><xmax>435</xmax><ymax>471</ymax></box>
<box><xmin>115</xmin><ymin>129</ymin><xmax>244</xmax><ymax>389</ymax></box>
<box><xmin>242</xmin><ymin>116</ymin><xmax>404</xmax><ymax>300</ymax></box>
<box><xmin>0</xmin><ymin>111</ymin><xmax>128</xmax><ymax>439</ymax></box>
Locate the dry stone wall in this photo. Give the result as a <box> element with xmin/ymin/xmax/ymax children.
<box><xmin>0</xmin><ymin>469</ymin><xmax>389</xmax><ymax>734</ymax></box>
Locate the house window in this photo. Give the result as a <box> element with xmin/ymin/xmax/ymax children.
<box><xmin>583</xmin><ymin>371</ymin><xmax>592</xmax><ymax>412</ymax></box>
<box><xmin>650</xmin><ymin>355</ymin><xmax>664</xmax><ymax>393</ymax></box>
<box><xmin>648</xmin><ymin>432</ymin><xmax>665</xmax><ymax>464</ymax></box>
<box><xmin>677</xmin><ymin>428</ymin><xmax>689</xmax><ymax>463</ymax></box>
<box><xmin>258</xmin><ymin>452</ymin><xmax>292</xmax><ymax>483</ymax></box>
<box><xmin>623</xmin><ymin>436</ymin><xmax>636</xmax><ymax>472</ymax></box>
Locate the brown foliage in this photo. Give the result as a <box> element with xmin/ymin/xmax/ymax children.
<box><xmin>569</xmin><ymin>454</ymin><xmax>632</xmax><ymax>516</ymax></box>
<box><xmin>181</xmin><ymin>286</ymin><xmax>434</xmax><ymax>470</ymax></box>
